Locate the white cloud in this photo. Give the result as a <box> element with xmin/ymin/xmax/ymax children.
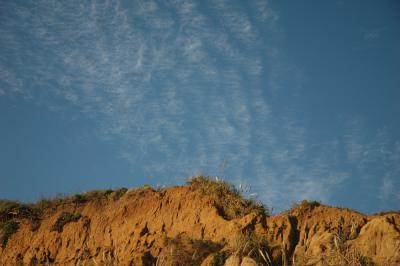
<box><xmin>379</xmin><ymin>174</ymin><xmax>400</xmax><ymax>206</ymax></box>
<box><xmin>343</xmin><ymin>117</ymin><xmax>400</xmax><ymax>206</ymax></box>
<box><xmin>252</xmin><ymin>0</ymin><xmax>279</xmax><ymax>24</ymax></box>
<box><xmin>363</xmin><ymin>29</ymin><xmax>380</xmax><ymax>41</ymax></box>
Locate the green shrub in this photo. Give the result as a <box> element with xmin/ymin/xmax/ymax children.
<box><xmin>210</xmin><ymin>251</ymin><xmax>228</xmax><ymax>266</ymax></box>
<box><xmin>0</xmin><ymin>200</ymin><xmax>41</xmax><ymax>232</ymax></box>
<box><xmin>51</xmin><ymin>212</ymin><xmax>81</xmax><ymax>233</ymax></box>
<box><xmin>1</xmin><ymin>219</ymin><xmax>19</xmax><ymax>247</ymax></box>
<box><xmin>187</xmin><ymin>176</ymin><xmax>268</xmax><ymax>220</ymax></box>
<box><xmin>291</xmin><ymin>200</ymin><xmax>321</xmax><ymax>211</ymax></box>
<box><xmin>0</xmin><ymin>200</ymin><xmax>37</xmax><ymax>221</ymax></box>
<box><xmin>72</xmin><ymin>194</ymin><xmax>88</xmax><ymax>204</ymax></box>
<box><xmin>359</xmin><ymin>255</ymin><xmax>375</xmax><ymax>266</ymax></box>
<box><xmin>0</xmin><ymin>200</ymin><xmax>21</xmax><ymax>223</ymax></box>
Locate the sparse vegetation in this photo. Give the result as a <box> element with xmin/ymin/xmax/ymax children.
<box><xmin>126</xmin><ymin>184</ymin><xmax>158</xmax><ymax>194</ymax></box>
<box><xmin>187</xmin><ymin>176</ymin><xmax>268</xmax><ymax>220</ymax></box>
<box><xmin>71</xmin><ymin>188</ymin><xmax>130</xmax><ymax>204</ymax></box>
<box><xmin>34</xmin><ymin>198</ymin><xmax>58</xmax><ymax>211</ymax></box>
<box><xmin>0</xmin><ymin>187</ymin><xmax>130</xmax><ymax>236</ymax></box>
<box><xmin>1</xmin><ymin>219</ymin><xmax>19</xmax><ymax>247</ymax></box>
<box><xmin>373</xmin><ymin>210</ymin><xmax>400</xmax><ymax>216</ymax></box>
<box><xmin>51</xmin><ymin>212</ymin><xmax>81</xmax><ymax>233</ymax></box>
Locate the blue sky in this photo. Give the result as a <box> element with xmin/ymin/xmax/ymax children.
<box><xmin>0</xmin><ymin>0</ymin><xmax>399</xmax><ymax>214</ymax></box>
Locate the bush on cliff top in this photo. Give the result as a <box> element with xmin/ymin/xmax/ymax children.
<box><xmin>187</xmin><ymin>176</ymin><xmax>268</xmax><ymax>220</ymax></box>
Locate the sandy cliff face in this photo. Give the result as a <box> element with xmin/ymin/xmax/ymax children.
<box><xmin>257</xmin><ymin>203</ymin><xmax>399</xmax><ymax>266</ymax></box>
<box><xmin>1</xmin><ymin>181</ymin><xmax>399</xmax><ymax>266</ymax></box>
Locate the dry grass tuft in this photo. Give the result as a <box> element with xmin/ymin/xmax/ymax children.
<box><xmin>156</xmin><ymin>234</ymin><xmax>221</xmax><ymax>266</ymax></box>
<box><xmin>230</xmin><ymin>231</ymin><xmax>272</xmax><ymax>265</ymax></box>
<box><xmin>295</xmin><ymin>231</ymin><xmax>376</xmax><ymax>266</ymax></box>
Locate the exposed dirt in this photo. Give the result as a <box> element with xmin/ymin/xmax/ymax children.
<box><xmin>1</xmin><ymin>181</ymin><xmax>399</xmax><ymax>266</ymax></box>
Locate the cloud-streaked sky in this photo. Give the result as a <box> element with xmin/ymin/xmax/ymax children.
<box><xmin>1</xmin><ymin>0</ymin><xmax>399</xmax><ymax>213</ymax></box>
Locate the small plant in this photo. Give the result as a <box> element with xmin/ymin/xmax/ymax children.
<box><xmin>51</xmin><ymin>212</ymin><xmax>81</xmax><ymax>233</ymax></box>
<box><xmin>304</xmin><ymin>200</ymin><xmax>321</xmax><ymax>207</ymax></box>
<box><xmin>142</xmin><ymin>184</ymin><xmax>154</xmax><ymax>190</ymax></box>
<box><xmin>210</xmin><ymin>251</ymin><xmax>228</xmax><ymax>266</ymax></box>
<box><xmin>1</xmin><ymin>219</ymin><xmax>19</xmax><ymax>247</ymax></box>
<box><xmin>81</xmin><ymin>189</ymin><xmax>115</xmax><ymax>203</ymax></box>
<box><xmin>291</xmin><ymin>200</ymin><xmax>321</xmax><ymax>211</ymax></box>
<box><xmin>187</xmin><ymin>176</ymin><xmax>268</xmax><ymax>220</ymax></box>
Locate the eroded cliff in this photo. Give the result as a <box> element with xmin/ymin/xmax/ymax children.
<box><xmin>1</xmin><ymin>177</ymin><xmax>399</xmax><ymax>265</ymax></box>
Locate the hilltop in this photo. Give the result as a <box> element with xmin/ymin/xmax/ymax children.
<box><xmin>1</xmin><ymin>176</ymin><xmax>399</xmax><ymax>265</ymax></box>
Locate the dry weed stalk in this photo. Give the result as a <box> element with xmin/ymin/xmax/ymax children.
<box><xmin>231</xmin><ymin>231</ymin><xmax>273</xmax><ymax>266</ymax></box>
